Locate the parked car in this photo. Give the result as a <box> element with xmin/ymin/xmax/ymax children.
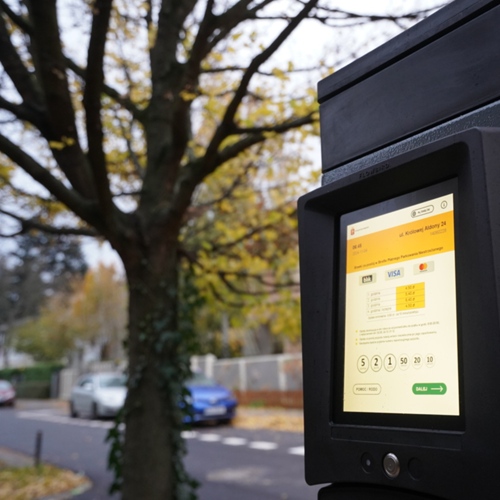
<box><xmin>0</xmin><ymin>380</ymin><xmax>16</xmax><ymax>407</ymax></box>
<box><xmin>70</xmin><ymin>372</ymin><xmax>126</xmax><ymax>419</ymax></box>
<box><xmin>69</xmin><ymin>370</ymin><xmax>237</xmax><ymax>424</ymax></box>
<box><xmin>184</xmin><ymin>371</ymin><xmax>238</xmax><ymax>424</ymax></box>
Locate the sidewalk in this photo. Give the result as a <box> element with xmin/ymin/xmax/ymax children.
<box><xmin>15</xmin><ymin>399</ymin><xmax>69</xmax><ymax>411</ymax></box>
<box><xmin>0</xmin><ymin>446</ymin><xmax>33</xmax><ymax>468</ymax></box>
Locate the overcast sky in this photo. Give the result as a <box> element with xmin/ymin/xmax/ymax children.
<box><xmin>66</xmin><ymin>0</ymin><xmax>447</xmax><ymax>270</ymax></box>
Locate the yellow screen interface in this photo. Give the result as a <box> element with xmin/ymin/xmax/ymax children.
<box><xmin>343</xmin><ymin>193</ymin><xmax>459</xmax><ymax>416</ymax></box>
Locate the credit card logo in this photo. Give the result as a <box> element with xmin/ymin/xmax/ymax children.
<box><xmin>414</xmin><ymin>261</ymin><xmax>435</xmax><ymax>274</ymax></box>
<box><xmin>360</xmin><ymin>274</ymin><xmax>376</xmax><ymax>285</ymax></box>
<box><xmin>385</xmin><ymin>268</ymin><xmax>404</xmax><ymax>280</ymax></box>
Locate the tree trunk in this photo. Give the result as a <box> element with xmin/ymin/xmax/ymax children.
<box><xmin>120</xmin><ymin>238</ymin><xmax>194</xmax><ymax>500</ymax></box>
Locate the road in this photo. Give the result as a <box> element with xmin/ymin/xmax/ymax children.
<box><xmin>0</xmin><ymin>404</ymin><xmax>322</xmax><ymax>500</ymax></box>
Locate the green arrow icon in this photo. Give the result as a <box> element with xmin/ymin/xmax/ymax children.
<box><xmin>412</xmin><ymin>383</ymin><xmax>447</xmax><ymax>395</ymax></box>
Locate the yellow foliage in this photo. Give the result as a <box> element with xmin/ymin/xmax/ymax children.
<box><xmin>48</xmin><ymin>136</ymin><xmax>75</xmax><ymax>150</ymax></box>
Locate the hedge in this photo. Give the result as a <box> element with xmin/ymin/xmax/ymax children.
<box><xmin>15</xmin><ymin>380</ymin><xmax>51</xmax><ymax>399</ymax></box>
<box><xmin>0</xmin><ymin>362</ymin><xmax>64</xmax><ymax>383</ymax></box>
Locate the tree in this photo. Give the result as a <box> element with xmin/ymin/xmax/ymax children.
<box><xmin>13</xmin><ymin>262</ymin><xmax>126</xmax><ymax>362</ymax></box>
<box><xmin>0</xmin><ymin>1</ymin><xmax>442</xmax><ymax>498</ymax></box>
<box><xmin>0</xmin><ymin>231</ymin><xmax>87</xmax><ymax>366</ymax></box>
<box><xmin>14</xmin><ymin>293</ymin><xmax>78</xmax><ymax>361</ymax></box>
<box><xmin>70</xmin><ymin>263</ymin><xmax>127</xmax><ymax>361</ymax></box>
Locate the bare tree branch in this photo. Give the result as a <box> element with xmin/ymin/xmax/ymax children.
<box><xmin>201</xmin><ymin>65</ymin><xmax>321</xmax><ymax>76</ymax></box>
<box><xmin>0</xmin><ymin>95</ymin><xmax>43</xmax><ymax>126</ymax></box>
<box><xmin>223</xmin><ymin>270</ymin><xmax>299</xmax><ymax>288</ymax></box>
<box><xmin>203</xmin><ymin>0</ymin><xmax>319</xmax><ymax>169</ymax></box>
<box><xmin>0</xmin><ymin>208</ymin><xmax>99</xmax><ymax>236</ymax></box>
<box><xmin>0</xmin><ymin>132</ymin><xmax>99</xmax><ymax>228</ymax></box>
<box><xmin>64</xmin><ymin>56</ymin><xmax>146</xmax><ymax>123</ymax></box>
<box><xmin>0</xmin><ymin>8</ymin><xmax>43</xmax><ymax>107</ymax></box>
<box><xmin>193</xmin><ymin>158</ymin><xmax>255</xmax><ymax>208</ymax></box>
<box><xmin>0</xmin><ymin>1</ymin><xmax>33</xmax><ymax>35</ymax></box>
<box><xmin>27</xmin><ymin>0</ymin><xmax>95</xmax><ymax>199</ymax></box>
<box><xmin>83</xmin><ymin>0</ymin><xmax>114</xmax><ymax>219</ymax></box>
<box><xmin>116</xmin><ymin>113</ymin><xmax>145</xmax><ymax>180</ymax></box>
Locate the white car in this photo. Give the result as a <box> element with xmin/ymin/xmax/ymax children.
<box><xmin>70</xmin><ymin>372</ymin><xmax>126</xmax><ymax>419</ymax></box>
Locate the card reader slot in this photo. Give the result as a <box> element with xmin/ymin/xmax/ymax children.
<box><xmin>331</xmin><ymin>427</ymin><xmax>461</xmax><ymax>451</ymax></box>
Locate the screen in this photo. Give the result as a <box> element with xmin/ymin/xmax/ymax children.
<box><xmin>342</xmin><ymin>192</ymin><xmax>460</xmax><ymax>417</ymax></box>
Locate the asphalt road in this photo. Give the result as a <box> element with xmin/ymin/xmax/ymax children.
<box><xmin>0</xmin><ymin>404</ymin><xmax>323</xmax><ymax>500</ymax></box>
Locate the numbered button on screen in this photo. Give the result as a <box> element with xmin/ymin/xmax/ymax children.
<box><xmin>358</xmin><ymin>355</ymin><xmax>369</xmax><ymax>373</ymax></box>
<box><xmin>384</xmin><ymin>354</ymin><xmax>396</xmax><ymax>372</ymax></box>
<box><xmin>399</xmin><ymin>354</ymin><xmax>409</xmax><ymax>370</ymax></box>
<box><xmin>426</xmin><ymin>354</ymin><xmax>435</xmax><ymax>368</ymax></box>
<box><xmin>412</xmin><ymin>354</ymin><xmax>423</xmax><ymax>369</ymax></box>
<box><xmin>371</xmin><ymin>355</ymin><xmax>382</xmax><ymax>372</ymax></box>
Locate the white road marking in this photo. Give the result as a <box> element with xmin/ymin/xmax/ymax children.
<box><xmin>18</xmin><ymin>411</ymin><xmax>114</xmax><ymax>429</ymax></box>
<box><xmin>221</xmin><ymin>437</ymin><xmax>248</xmax><ymax>446</ymax></box>
<box><xmin>249</xmin><ymin>441</ymin><xmax>278</xmax><ymax>451</ymax></box>
<box><xmin>288</xmin><ymin>446</ymin><xmax>305</xmax><ymax>455</ymax></box>
<box><xmin>15</xmin><ymin>410</ymin><xmax>305</xmax><ymax>456</ymax></box>
<box><xmin>181</xmin><ymin>431</ymin><xmax>198</xmax><ymax>439</ymax></box>
<box><xmin>198</xmin><ymin>433</ymin><xmax>222</xmax><ymax>442</ymax></box>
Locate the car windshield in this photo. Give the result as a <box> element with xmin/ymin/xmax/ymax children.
<box><xmin>185</xmin><ymin>372</ymin><xmax>217</xmax><ymax>387</ymax></box>
<box><xmin>0</xmin><ymin>381</ymin><xmax>12</xmax><ymax>390</ymax></box>
<box><xmin>99</xmin><ymin>375</ymin><xmax>126</xmax><ymax>388</ymax></box>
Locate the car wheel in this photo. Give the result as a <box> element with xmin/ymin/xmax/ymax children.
<box><xmin>91</xmin><ymin>402</ymin><xmax>99</xmax><ymax>420</ymax></box>
<box><xmin>70</xmin><ymin>401</ymin><xmax>78</xmax><ymax>418</ymax></box>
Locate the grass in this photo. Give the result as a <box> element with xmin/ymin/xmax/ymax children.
<box><xmin>0</xmin><ymin>463</ymin><xmax>89</xmax><ymax>500</ymax></box>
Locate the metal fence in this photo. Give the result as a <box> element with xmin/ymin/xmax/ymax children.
<box><xmin>58</xmin><ymin>353</ymin><xmax>304</xmax><ymax>407</ymax></box>
<box><xmin>191</xmin><ymin>352</ymin><xmax>304</xmax><ymax>408</ymax></box>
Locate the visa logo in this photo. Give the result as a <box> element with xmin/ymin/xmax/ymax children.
<box><xmin>385</xmin><ymin>268</ymin><xmax>404</xmax><ymax>280</ymax></box>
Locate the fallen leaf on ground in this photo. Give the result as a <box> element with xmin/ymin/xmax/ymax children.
<box><xmin>0</xmin><ymin>464</ymin><xmax>89</xmax><ymax>500</ymax></box>
<box><xmin>233</xmin><ymin>413</ymin><xmax>304</xmax><ymax>433</ymax></box>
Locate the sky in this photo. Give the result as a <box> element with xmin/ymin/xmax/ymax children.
<box><xmin>2</xmin><ymin>0</ymin><xmax>446</xmax><ymax>272</ymax></box>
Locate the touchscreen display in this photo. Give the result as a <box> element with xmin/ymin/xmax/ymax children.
<box><xmin>343</xmin><ymin>193</ymin><xmax>459</xmax><ymax>416</ymax></box>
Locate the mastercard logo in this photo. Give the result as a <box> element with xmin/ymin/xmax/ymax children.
<box><xmin>414</xmin><ymin>261</ymin><xmax>434</xmax><ymax>274</ymax></box>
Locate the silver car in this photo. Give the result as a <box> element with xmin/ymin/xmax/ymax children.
<box><xmin>70</xmin><ymin>372</ymin><xmax>126</xmax><ymax>419</ymax></box>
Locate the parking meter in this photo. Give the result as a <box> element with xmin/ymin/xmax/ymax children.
<box><xmin>299</xmin><ymin>1</ymin><xmax>500</xmax><ymax>499</ymax></box>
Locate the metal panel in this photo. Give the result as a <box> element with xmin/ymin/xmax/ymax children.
<box><xmin>320</xmin><ymin>3</ymin><xmax>500</xmax><ymax>171</ymax></box>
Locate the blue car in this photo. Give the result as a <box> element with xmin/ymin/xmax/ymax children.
<box><xmin>184</xmin><ymin>372</ymin><xmax>238</xmax><ymax>424</ymax></box>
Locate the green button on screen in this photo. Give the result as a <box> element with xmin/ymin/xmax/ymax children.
<box><xmin>412</xmin><ymin>383</ymin><xmax>447</xmax><ymax>395</ymax></box>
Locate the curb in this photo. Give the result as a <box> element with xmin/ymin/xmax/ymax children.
<box><xmin>37</xmin><ymin>481</ymin><xmax>92</xmax><ymax>500</ymax></box>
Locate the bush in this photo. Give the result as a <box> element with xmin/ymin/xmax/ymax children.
<box><xmin>0</xmin><ymin>363</ymin><xmax>63</xmax><ymax>383</ymax></box>
<box><xmin>14</xmin><ymin>381</ymin><xmax>51</xmax><ymax>399</ymax></box>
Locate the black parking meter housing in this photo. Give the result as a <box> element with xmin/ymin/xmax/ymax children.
<box><xmin>299</xmin><ymin>1</ymin><xmax>500</xmax><ymax>499</ymax></box>
<box><xmin>299</xmin><ymin>128</ymin><xmax>500</xmax><ymax>499</ymax></box>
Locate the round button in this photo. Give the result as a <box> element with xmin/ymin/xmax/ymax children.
<box><xmin>412</xmin><ymin>353</ymin><xmax>423</xmax><ymax>369</ymax></box>
<box><xmin>384</xmin><ymin>354</ymin><xmax>396</xmax><ymax>372</ymax></box>
<box><xmin>358</xmin><ymin>355</ymin><xmax>369</xmax><ymax>373</ymax></box>
<box><xmin>383</xmin><ymin>453</ymin><xmax>400</xmax><ymax>479</ymax></box>
<box><xmin>425</xmin><ymin>354</ymin><xmax>435</xmax><ymax>368</ymax></box>
<box><xmin>371</xmin><ymin>355</ymin><xmax>382</xmax><ymax>372</ymax></box>
<box><xmin>361</xmin><ymin>452</ymin><xmax>375</xmax><ymax>473</ymax></box>
<box><xmin>399</xmin><ymin>353</ymin><xmax>409</xmax><ymax>370</ymax></box>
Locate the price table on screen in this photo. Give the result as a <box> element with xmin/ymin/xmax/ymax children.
<box><xmin>367</xmin><ymin>283</ymin><xmax>425</xmax><ymax>314</ymax></box>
